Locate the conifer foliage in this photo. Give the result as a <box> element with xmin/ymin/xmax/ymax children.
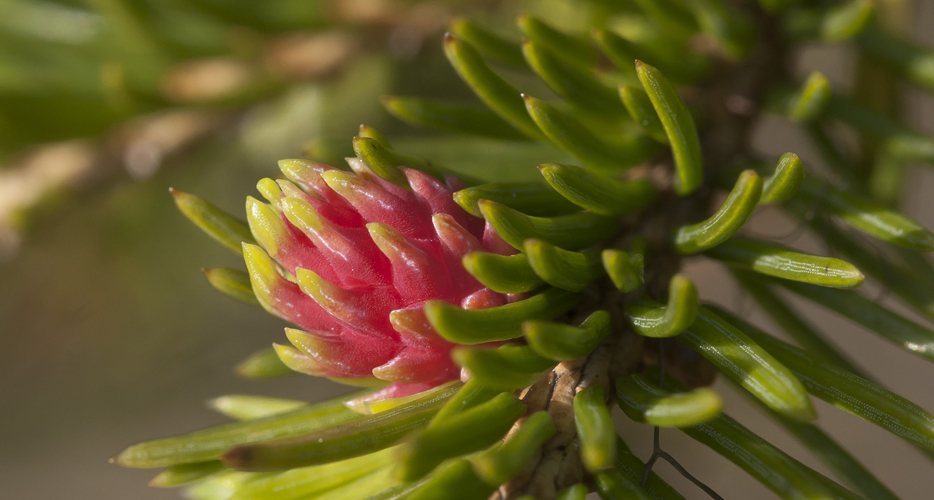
<box><xmin>115</xmin><ymin>1</ymin><xmax>934</xmax><ymax>498</ymax></box>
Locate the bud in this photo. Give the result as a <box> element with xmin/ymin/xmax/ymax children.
<box><xmin>250</xmin><ymin>159</ymin><xmax>509</xmax><ymax>398</ymax></box>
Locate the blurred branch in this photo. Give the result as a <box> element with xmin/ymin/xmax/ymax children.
<box><xmin>0</xmin><ymin>0</ymin><xmax>469</xmax><ymax>259</ymax></box>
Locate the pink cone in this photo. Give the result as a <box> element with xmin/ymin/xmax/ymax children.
<box><xmin>244</xmin><ymin>159</ymin><xmax>511</xmax><ymax>396</ymax></box>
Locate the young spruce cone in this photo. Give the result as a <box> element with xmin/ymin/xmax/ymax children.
<box><xmin>243</xmin><ymin>158</ymin><xmax>518</xmax><ymax>401</ymax></box>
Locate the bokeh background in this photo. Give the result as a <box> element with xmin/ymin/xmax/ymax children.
<box><xmin>1</xmin><ymin>0</ymin><xmax>933</xmax><ymax>498</ymax></box>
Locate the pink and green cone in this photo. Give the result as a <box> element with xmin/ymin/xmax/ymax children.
<box><xmin>244</xmin><ymin>158</ymin><xmax>513</xmax><ymax>400</ymax></box>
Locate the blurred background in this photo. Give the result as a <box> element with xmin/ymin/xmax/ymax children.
<box><xmin>1</xmin><ymin>0</ymin><xmax>933</xmax><ymax>498</ymax></box>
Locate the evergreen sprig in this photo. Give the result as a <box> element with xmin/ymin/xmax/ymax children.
<box><xmin>114</xmin><ymin>2</ymin><xmax>934</xmax><ymax>499</ymax></box>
